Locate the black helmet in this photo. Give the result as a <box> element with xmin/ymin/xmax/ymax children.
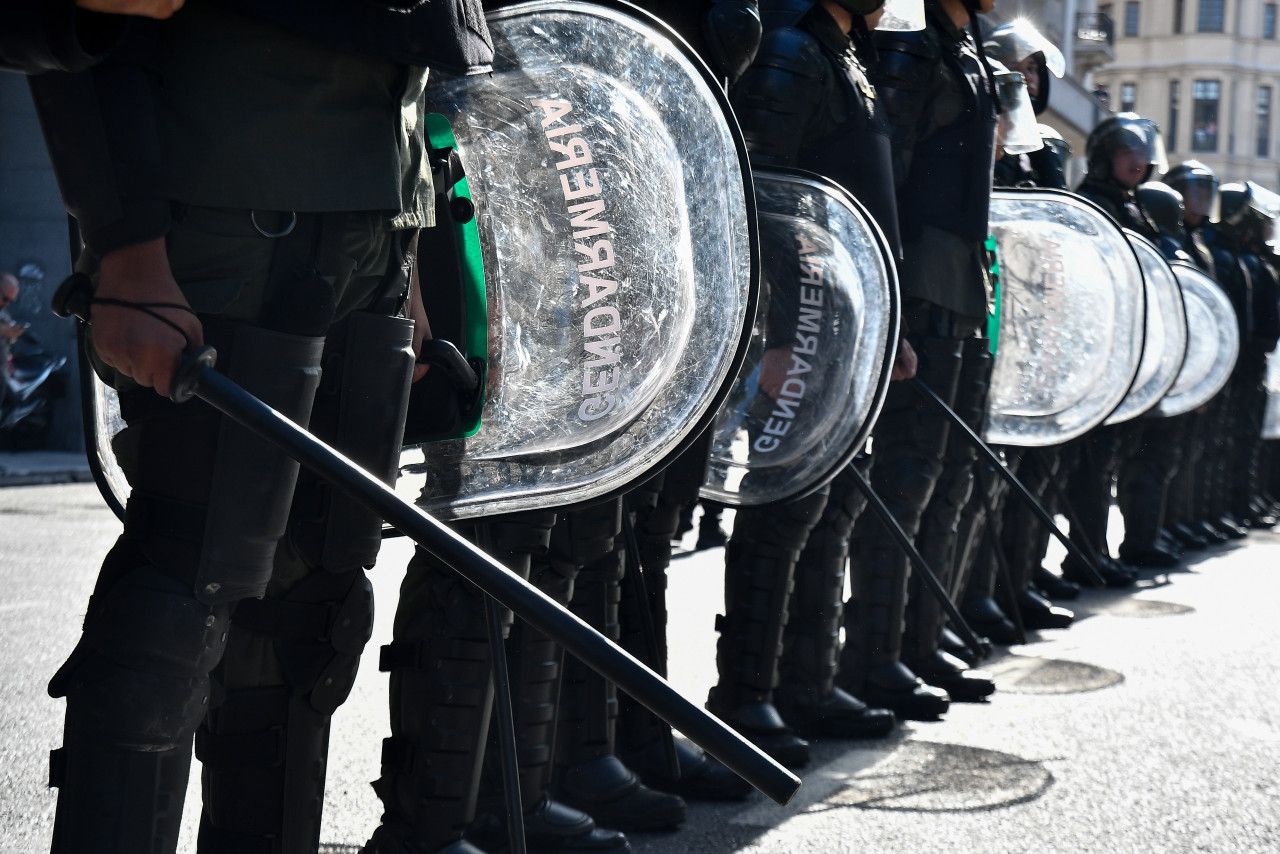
<box><xmin>1137</xmin><ymin>182</ymin><xmax>1185</xmax><ymax>240</ymax></box>
<box><xmin>984</xmin><ymin>20</ymin><xmax>1065</xmax><ymax>115</ymax></box>
<box><xmin>1164</xmin><ymin>160</ymin><xmax>1220</xmax><ymax>222</ymax></box>
<box><xmin>1037</xmin><ymin>122</ymin><xmax>1070</xmax><ymax>161</ymax></box>
<box><xmin>1220</xmin><ymin>181</ymin><xmax>1280</xmax><ymax>247</ymax></box>
<box><xmin>1084</xmin><ymin>113</ymin><xmax>1168</xmax><ymax>184</ymax></box>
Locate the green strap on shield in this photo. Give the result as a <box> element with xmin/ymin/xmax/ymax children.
<box><xmin>984</xmin><ymin>234</ymin><xmax>1001</xmax><ymax>356</ymax></box>
<box><xmin>425</xmin><ymin>112</ymin><xmax>487</xmax><ymax>439</ymax></box>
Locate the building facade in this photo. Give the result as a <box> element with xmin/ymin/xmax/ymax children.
<box><xmin>1092</xmin><ymin>0</ymin><xmax>1280</xmax><ymax>186</ymax></box>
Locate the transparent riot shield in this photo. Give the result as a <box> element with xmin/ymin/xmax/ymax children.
<box><xmin>80</xmin><ymin>1</ymin><xmax>758</xmax><ymax>523</ymax></box>
<box><xmin>1156</xmin><ymin>263</ymin><xmax>1240</xmax><ymax>418</ymax></box>
<box><xmin>397</xmin><ymin>1</ymin><xmax>757</xmax><ymax>519</ymax></box>
<box><xmin>700</xmin><ymin>169</ymin><xmax>899</xmax><ymax>507</ymax></box>
<box><xmin>1262</xmin><ymin>346</ymin><xmax>1280</xmax><ymax>440</ymax></box>
<box><xmin>1103</xmin><ymin>232</ymin><xmax>1189</xmax><ymax>424</ymax></box>
<box><xmin>985</xmin><ymin>188</ymin><xmax>1147</xmax><ymax>446</ymax></box>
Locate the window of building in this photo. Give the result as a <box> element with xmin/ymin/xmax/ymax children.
<box><xmin>1198</xmin><ymin>0</ymin><xmax>1225</xmax><ymax>32</ymax></box>
<box><xmin>1124</xmin><ymin>1</ymin><xmax>1140</xmax><ymax>36</ymax></box>
<box><xmin>1193</xmin><ymin>79</ymin><xmax>1221</xmax><ymax>151</ymax></box>
<box><xmin>1175</xmin><ymin>0</ymin><xmax>1185</xmax><ymax>32</ymax></box>
<box><xmin>1121</xmin><ymin>82</ymin><xmax>1138</xmax><ymax>112</ymax></box>
<box><xmin>1169</xmin><ymin>80</ymin><xmax>1181</xmax><ymax>151</ymax></box>
<box><xmin>1258</xmin><ymin>86</ymin><xmax>1272</xmax><ymax>157</ymax></box>
<box><xmin>1266</xmin><ymin>3</ymin><xmax>1277</xmax><ymax>38</ymax></box>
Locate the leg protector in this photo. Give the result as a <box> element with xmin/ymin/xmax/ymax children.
<box><xmin>781</xmin><ymin>461</ymin><xmax>868</xmax><ymax>704</ymax></box>
<box><xmin>902</xmin><ymin>336</ymin><xmax>992</xmax><ymax>671</ymax></box>
<box><xmin>501</xmin><ymin>503</ymin><xmax>617</xmax><ymax>808</ymax></box>
<box><xmin>371</xmin><ymin>544</ymin><xmax>497</xmax><ymax>851</ymax></box>
<box><xmin>556</xmin><ymin>545</ymin><xmax>625</xmax><ymax>768</ymax></box>
<box><xmin>1002</xmin><ymin>447</ymin><xmax>1060</xmax><ymax>596</ymax></box>
<box><xmin>48</xmin><ymin>539</ymin><xmax>230</xmax><ymax>854</ymax></box>
<box><xmin>1063</xmin><ymin>425</ymin><xmax>1125</xmax><ymax>561</ymax></box>
<box><xmin>289</xmin><ymin>311</ymin><xmax>416</xmax><ymax>576</ymax></box>
<box><xmin>196</xmin><ymin>567</ymin><xmax>374</xmax><ymax>854</ymax></box>
<box><xmin>196</xmin><ymin>323</ymin><xmax>326</xmax><ymax>604</ymax></box>
<box><xmin>1118</xmin><ymin>420</ymin><xmax>1181</xmax><ymax>557</ymax></box>
<box><xmin>710</xmin><ymin>485</ymin><xmax>829</xmax><ymax>707</ymax></box>
<box><xmin>840</xmin><ymin>335</ymin><xmax>965</xmax><ymax>687</ymax></box>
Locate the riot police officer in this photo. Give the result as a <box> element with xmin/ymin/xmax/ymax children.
<box><xmin>838</xmin><ymin>0</ymin><xmax>1002</xmax><ymax>720</ymax></box>
<box><xmin>703</xmin><ymin>0</ymin><xmax>906</xmax><ymax>768</ymax></box>
<box><xmin>1056</xmin><ymin>114</ymin><xmax>1167</xmax><ymax>586</ymax></box>
<box><xmin>20</xmin><ymin>2</ymin><xmax>494</xmax><ymax>852</ymax></box>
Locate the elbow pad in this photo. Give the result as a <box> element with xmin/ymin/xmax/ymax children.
<box><xmin>702</xmin><ymin>0</ymin><xmax>763</xmax><ymax>83</ymax></box>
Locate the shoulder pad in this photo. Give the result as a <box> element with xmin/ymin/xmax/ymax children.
<box><xmin>871</xmin><ymin>29</ymin><xmax>940</xmax><ymax>93</ymax></box>
<box><xmin>872</xmin><ymin>28</ymin><xmax>940</xmax><ymax>63</ymax></box>
<box><xmin>749</xmin><ymin>27</ymin><xmax>826</xmax><ymax>77</ymax></box>
<box><xmin>734</xmin><ymin>27</ymin><xmax>827</xmax><ymax>103</ymax></box>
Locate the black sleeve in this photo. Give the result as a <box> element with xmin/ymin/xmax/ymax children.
<box><xmin>0</xmin><ymin>2</ymin><xmax>125</xmax><ymax>74</ymax></box>
<box><xmin>729</xmin><ymin>27</ymin><xmax>827</xmax><ymax>170</ymax></box>
<box><xmin>26</xmin><ymin>23</ymin><xmax>171</xmax><ymax>259</ymax></box>
<box><xmin>731</xmin><ymin>27</ymin><xmax>831</xmax><ymax>345</ymax></box>
<box><xmin>869</xmin><ymin>29</ymin><xmax>941</xmax><ymax>188</ymax></box>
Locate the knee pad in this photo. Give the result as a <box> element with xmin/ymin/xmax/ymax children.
<box><xmin>231</xmin><ymin>568</ymin><xmax>374</xmax><ymax>714</ymax></box>
<box><xmin>50</xmin><ymin>540</ymin><xmax>229</xmax><ymax>748</ymax></box>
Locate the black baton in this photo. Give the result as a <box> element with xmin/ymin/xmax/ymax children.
<box><xmin>54</xmin><ymin>275</ymin><xmax>802</xmax><ymax>806</ymax></box>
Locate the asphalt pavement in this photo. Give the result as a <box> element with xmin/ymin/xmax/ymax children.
<box><xmin>2</xmin><ymin>483</ymin><xmax>1278</xmax><ymax>853</ymax></box>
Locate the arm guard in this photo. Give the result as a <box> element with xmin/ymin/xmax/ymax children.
<box><xmin>869</xmin><ymin>29</ymin><xmax>941</xmax><ymax>185</ymax></box>
<box><xmin>730</xmin><ymin>27</ymin><xmax>829</xmax><ymax>169</ymax></box>
<box><xmin>0</xmin><ymin>2</ymin><xmax>124</xmax><ymax>74</ymax></box>
<box><xmin>703</xmin><ymin>0</ymin><xmax>762</xmax><ymax>84</ymax></box>
<box><xmin>27</xmin><ymin>25</ymin><xmax>170</xmax><ymax>258</ymax></box>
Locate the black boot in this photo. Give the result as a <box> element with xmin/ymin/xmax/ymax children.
<box><xmin>1017</xmin><ymin>589</ymin><xmax>1074</xmax><ymax>630</ymax></box>
<box><xmin>960</xmin><ymin>595</ymin><xmax>1019</xmax><ymax>645</ymax></box>
<box><xmin>553</xmin><ymin>504</ymin><xmax>686</xmax><ymax>832</ymax></box>
<box><xmin>706</xmin><ymin>487</ymin><xmax>831</xmax><ymax>766</ymax></box>
<box><xmin>616</xmin><ymin>456</ymin><xmax>752</xmax><ymax>802</ymax></box>
<box><xmin>839</xmin><ymin>333</ymin><xmax>968</xmax><ymax>722</ymax></box>
<box><xmin>776</xmin><ymin>463</ymin><xmax>895</xmax><ymax>740</ymax></box>
<box><xmin>902</xmin><ymin>337</ymin><xmax>995</xmax><ymax>705</ymax></box>
<box><xmin>1033</xmin><ymin>567</ymin><xmax>1081</xmax><ymax>600</ymax></box>
<box><xmin>940</xmin><ymin>625</ymin><xmax>991</xmax><ymax>666</ymax></box>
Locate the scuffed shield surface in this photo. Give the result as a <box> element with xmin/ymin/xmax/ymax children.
<box><xmin>1104</xmin><ymin>233</ymin><xmax>1188</xmax><ymax>424</ymax></box>
<box><xmin>1157</xmin><ymin>264</ymin><xmax>1239</xmax><ymax>418</ymax></box>
<box><xmin>82</xmin><ymin>1</ymin><xmax>755</xmax><ymax>522</ymax></box>
<box><xmin>701</xmin><ymin>170</ymin><xmax>898</xmax><ymax>507</ymax></box>
<box><xmin>398</xmin><ymin>2</ymin><xmax>755</xmax><ymax>518</ymax></box>
<box><xmin>986</xmin><ymin>189</ymin><xmax>1146</xmax><ymax>446</ymax></box>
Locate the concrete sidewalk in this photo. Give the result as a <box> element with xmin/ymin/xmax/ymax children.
<box><xmin>0</xmin><ymin>450</ymin><xmax>92</xmax><ymax>487</ymax></box>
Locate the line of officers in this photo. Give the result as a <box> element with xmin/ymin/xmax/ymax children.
<box><xmin>376</xmin><ymin>2</ymin><xmax>1280</xmax><ymax>854</ymax></box>
<box><xmin>13</xmin><ymin>2</ymin><xmax>1280</xmax><ymax>854</ymax></box>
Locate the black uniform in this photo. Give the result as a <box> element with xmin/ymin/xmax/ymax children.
<box><xmin>23</xmin><ymin>4</ymin><xmax>492</xmax><ymax>853</ymax></box>
<box><xmin>840</xmin><ymin>0</ymin><xmax>1000</xmax><ymax>720</ymax></box>
<box><xmin>705</xmin><ymin>1</ymin><xmax>899</xmax><ymax>769</ymax></box>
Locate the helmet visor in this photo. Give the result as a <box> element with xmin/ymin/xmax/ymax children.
<box><xmin>985</xmin><ymin>19</ymin><xmax>1066</xmax><ymax>78</ymax></box>
<box><xmin>996</xmin><ymin>71</ymin><xmax>1043</xmax><ymax>155</ymax></box>
<box><xmin>1103</xmin><ymin>116</ymin><xmax>1169</xmax><ymax>177</ymax></box>
<box><xmin>1178</xmin><ymin>174</ymin><xmax>1221</xmax><ymax>222</ymax></box>
<box><xmin>1246</xmin><ymin>182</ymin><xmax>1280</xmax><ymax>244</ymax></box>
<box><xmin>876</xmin><ymin>0</ymin><xmax>925</xmax><ymax>31</ymax></box>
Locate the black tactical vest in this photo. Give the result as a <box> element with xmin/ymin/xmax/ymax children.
<box><xmin>897</xmin><ymin>32</ymin><xmax>997</xmax><ymax>243</ymax></box>
<box><xmin>800</xmin><ymin>39</ymin><xmax>902</xmax><ymax>257</ymax></box>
